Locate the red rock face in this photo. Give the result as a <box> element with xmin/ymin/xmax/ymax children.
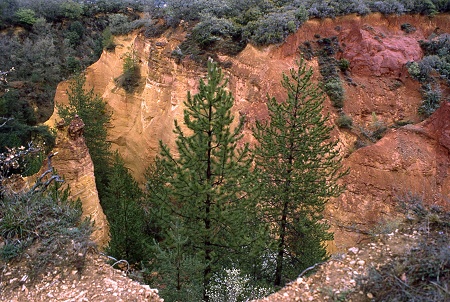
<box><xmin>332</xmin><ymin>103</ymin><xmax>450</xmax><ymax>249</ymax></box>
<box><xmin>48</xmin><ymin>13</ymin><xmax>450</xmax><ymax>249</ymax></box>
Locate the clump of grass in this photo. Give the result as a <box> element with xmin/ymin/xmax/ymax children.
<box><xmin>359</xmin><ymin>193</ymin><xmax>450</xmax><ymax>301</ymax></box>
<box><xmin>336</xmin><ymin>113</ymin><xmax>353</xmax><ymax>129</ymax></box>
<box><xmin>0</xmin><ymin>183</ymin><xmax>93</xmax><ymax>282</ymax></box>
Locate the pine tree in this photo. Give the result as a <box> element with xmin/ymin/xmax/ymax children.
<box><xmin>102</xmin><ymin>152</ymin><xmax>147</xmax><ymax>263</ymax></box>
<box><xmin>57</xmin><ymin>73</ymin><xmax>111</xmax><ymax>197</ymax></box>
<box><xmin>147</xmin><ymin>61</ymin><xmax>257</xmax><ymax>302</ymax></box>
<box><xmin>253</xmin><ymin>58</ymin><xmax>348</xmax><ymax>286</ymax></box>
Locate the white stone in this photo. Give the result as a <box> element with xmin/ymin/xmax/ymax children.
<box><xmin>348</xmin><ymin>247</ymin><xmax>359</xmax><ymax>254</ymax></box>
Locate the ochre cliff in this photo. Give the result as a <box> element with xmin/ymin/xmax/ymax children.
<box><xmin>49</xmin><ymin>117</ymin><xmax>109</xmax><ymax>247</ymax></box>
<box><xmin>48</xmin><ymin>13</ymin><xmax>450</xmax><ymax>250</ymax></box>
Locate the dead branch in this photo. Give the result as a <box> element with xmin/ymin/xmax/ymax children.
<box><xmin>28</xmin><ymin>152</ymin><xmax>64</xmax><ymax>194</ymax></box>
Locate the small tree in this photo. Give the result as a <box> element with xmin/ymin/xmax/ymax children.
<box><xmin>147</xmin><ymin>61</ymin><xmax>258</xmax><ymax>301</ymax></box>
<box><xmin>117</xmin><ymin>49</ymin><xmax>140</xmax><ymax>93</ymax></box>
<box><xmin>253</xmin><ymin>58</ymin><xmax>348</xmax><ymax>286</ymax></box>
<box><xmin>102</xmin><ymin>152</ymin><xmax>148</xmax><ymax>264</ymax></box>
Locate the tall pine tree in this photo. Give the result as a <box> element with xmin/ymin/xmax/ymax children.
<box><xmin>253</xmin><ymin>58</ymin><xmax>347</xmax><ymax>286</ymax></box>
<box><xmin>147</xmin><ymin>61</ymin><xmax>258</xmax><ymax>302</ymax></box>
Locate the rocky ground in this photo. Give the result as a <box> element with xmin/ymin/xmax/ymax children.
<box><xmin>0</xmin><ymin>252</ymin><xmax>162</xmax><ymax>302</ymax></box>
<box><xmin>1</xmin><ymin>225</ymin><xmax>425</xmax><ymax>302</ymax></box>
<box><xmin>255</xmin><ymin>228</ymin><xmax>421</xmax><ymax>302</ymax></box>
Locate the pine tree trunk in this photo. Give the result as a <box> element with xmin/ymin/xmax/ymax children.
<box><xmin>275</xmin><ymin>199</ymin><xmax>289</xmax><ymax>286</ymax></box>
<box><xmin>203</xmin><ymin>124</ymin><xmax>213</xmax><ymax>302</ymax></box>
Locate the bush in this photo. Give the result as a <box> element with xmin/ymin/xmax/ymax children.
<box><xmin>419</xmin><ymin>84</ymin><xmax>442</xmax><ymax>117</ymax></box>
<box><xmin>0</xmin><ymin>183</ymin><xmax>92</xmax><ymax>281</ymax></box>
<box><xmin>358</xmin><ymin>113</ymin><xmax>387</xmax><ymax>143</ymax></box>
<box><xmin>338</xmin><ymin>58</ymin><xmax>350</xmax><ymax>71</ymax></box>
<box><xmin>336</xmin><ymin>114</ymin><xmax>353</xmax><ymax>129</ymax></box>
<box><xmin>116</xmin><ymin>50</ymin><xmax>140</xmax><ymax>93</ymax></box>
<box><xmin>308</xmin><ymin>0</ymin><xmax>370</xmax><ymax>18</ymax></box>
<box><xmin>192</xmin><ymin>15</ymin><xmax>236</xmax><ymax>48</ymax></box>
<box><xmin>407</xmin><ymin>61</ymin><xmax>429</xmax><ymax>83</ymax></box>
<box><xmin>102</xmin><ymin>28</ymin><xmax>115</xmax><ymax>51</ymax></box>
<box><xmin>14</xmin><ymin>8</ymin><xmax>37</xmax><ymax>27</ymax></box>
<box><xmin>370</xmin><ymin>0</ymin><xmax>406</xmax><ymax>15</ymax></box>
<box><xmin>323</xmin><ymin>78</ymin><xmax>345</xmax><ymax>108</ymax></box>
<box><xmin>245</xmin><ymin>10</ymin><xmax>302</xmax><ymax>46</ymax></box>
<box><xmin>60</xmin><ymin>0</ymin><xmax>84</xmax><ymax>20</ymax></box>
<box><xmin>400</xmin><ymin>23</ymin><xmax>416</xmax><ymax>33</ymax></box>
<box><xmin>109</xmin><ymin>14</ymin><xmax>133</xmax><ymax>35</ymax></box>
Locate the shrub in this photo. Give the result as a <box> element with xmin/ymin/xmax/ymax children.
<box><xmin>192</xmin><ymin>15</ymin><xmax>236</xmax><ymax>48</ymax></box>
<box><xmin>66</xmin><ymin>56</ymin><xmax>82</xmax><ymax>73</ymax></box>
<box><xmin>143</xmin><ymin>21</ymin><xmax>169</xmax><ymax>38</ymax></box>
<box><xmin>419</xmin><ymin>84</ymin><xmax>442</xmax><ymax>117</ymax></box>
<box><xmin>109</xmin><ymin>14</ymin><xmax>133</xmax><ymax>35</ymax></box>
<box><xmin>415</xmin><ymin>0</ymin><xmax>438</xmax><ymax>16</ymax></box>
<box><xmin>407</xmin><ymin>61</ymin><xmax>428</xmax><ymax>83</ymax></box>
<box><xmin>116</xmin><ymin>50</ymin><xmax>140</xmax><ymax>93</ymax></box>
<box><xmin>338</xmin><ymin>58</ymin><xmax>350</xmax><ymax>71</ymax></box>
<box><xmin>14</xmin><ymin>8</ymin><xmax>37</xmax><ymax>27</ymax></box>
<box><xmin>400</xmin><ymin>23</ymin><xmax>416</xmax><ymax>33</ymax></box>
<box><xmin>102</xmin><ymin>28</ymin><xmax>115</xmax><ymax>51</ymax></box>
<box><xmin>358</xmin><ymin>113</ymin><xmax>387</xmax><ymax>142</ymax></box>
<box><xmin>246</xmin><ymin>10</ymin><xmax>301</xmax><ymax>46</ymax></box>
<box><xmin>323</xmin><ymin>78</ymin><xmax>345</xmax><ymax>108</ymax></box>
<box><xmin>336</xmin><ymin>113</ymin><xmax>353</xmax><ymax>129</ymax></box>
<box><xmin>370</xmin><ymin>0</ymin><xmax>406</xmax><ymax>15</ymax></box>
<box><xmin>60</xmin><ymin>0</ymin><xmax>84</xmax><ymax>20</ymax></box>
<box><xmin>0</xmin><ymin>180</ymin><xmax>92</xmax><ymax>282</ymax></box>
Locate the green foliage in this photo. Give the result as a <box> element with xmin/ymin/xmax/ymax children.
<box><xmin>66</xmin><ymin>21</ymin><xmax>85</xmax><ymax>46</ymax></box>
<box><xmin>102</xmin><ymin>152</ymin><xmax>148</xmax><ymax>264</ymax></box>
<box><xmin>57</xmin><ymin>73</ymin><xmax>112</xmax><ymax>197</ymax></box>
<box><xmin>192</xmin><ymin>16</ymin><xmax>236</xmax><ymax>48</ymax></box>
<box><xmin>102</xmin><ymin>28</ymin><xmax>116</xmax><ymax>51</ymax></box>
<box><xmin>253</xmin><ymin>58</ymin><xmax>347</xmax><ymax>286</ymax></box>
<box><xmin>357</xmin><ymin>112</ymin><xmax>387</xmax><ymax>144</ymax></box>
<box><xmin>65</xmin><ymin>56</ymin><xmax>82</xmax><ymax>73</ymax></box>
<box><xmin>14</xmin><ymin>8</ymin><xmax>37</xmax><ymax>27</ymax></box>
<box><xmin>312</xmin><ymin>37</ymin><xmax>346</xmax><ymax>108</ymax></box>
<box><xmin>418</xmin><ymin>83</ymin><xmax>442</xmax><ymax>117</ymax></box>
<box><xmin>244</xmin><ymin>9</ymin><xmax>306</xmax><ymax>46</ymax></box>
<box><xmin>60</xmin><ymin>0</ymin><xmax>84</xmax><ymax>20</ymax></box>
<box><xmin>146</xmin><ymin>61</ymin><xmax>259</xmax><ymax>301</ymax></box>
<box><xmin>116</xmin><ymin>49</ymin><xmax>140</xmax><ymax>93</ymax></box>
<box><xmin>0</xmin><ymin>91</ymin><xmax>55</xmax><ymax>154</ymax></box>
<box><xmin>400</xmin><ymin>23</ymin><xmax>416</xmax><ymax>33</ymax></box>
<box><xmin>407</xmin><ymin>61</ymin><xmax>429</xmax><ymax>83</ymax></box>
<box><xmin>148</xmin><ymin>220</ymin><xmax>204</xmax><ymax>302</ymax></box>
<box><xmin>336</xmin><ymin>113</ymin><xmax>353</xmax><ymax>129</ymax></box>
<box><xmin>338</xmin><ymin>58</ymin><xmax>350</xmax><ymax>71</ymax></box>
<box><xmin>407</xmin><ymin>34</ymin><xmax>450</xmax><ymax>118</ymax></box>
<box><xmin>109</xmin><ymin>14</ymin><xmax>133</xmax><ymax>35</ymax></box>
<box><xmin>323</xmin><ymin>78</ymin><xmax>345</xmax><ymax>108</ymax></box>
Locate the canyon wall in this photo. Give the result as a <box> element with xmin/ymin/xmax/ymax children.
<box><xmin>48</xmin><ymin>13</ymin><xmax>450</xmax><ymax>250</ymax></box>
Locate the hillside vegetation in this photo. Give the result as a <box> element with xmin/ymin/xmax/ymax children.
<box><xmin>1</xmin><ymin>1</ymin><xmax>450</xmax><ymax>302</ymax></box>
